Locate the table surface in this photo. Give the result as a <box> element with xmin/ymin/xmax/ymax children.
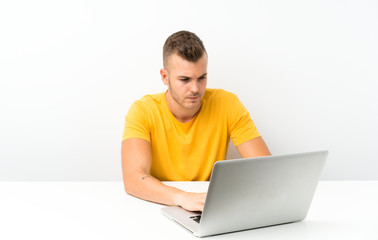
<box><xmin>0</xmin><ymin>181</ymin><xmax>377</xmax><ymax>240</ymax></box>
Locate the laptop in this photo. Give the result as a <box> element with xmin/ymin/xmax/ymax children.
<box><xmin>161</xmin><ymin>150</ymin><xmax>328</xmax><ymax>237</ymax></box>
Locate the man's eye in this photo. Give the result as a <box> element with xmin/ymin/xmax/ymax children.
<box><xmin>180</xmin><ymin>79</ymin><xmax>189</xmax><ymax>82</ymax></box>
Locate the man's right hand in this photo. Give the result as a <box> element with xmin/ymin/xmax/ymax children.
<box><xmin>174</xmin><ymin>192</ymin><xmax>207</xmax><ymax>212</ymax></box>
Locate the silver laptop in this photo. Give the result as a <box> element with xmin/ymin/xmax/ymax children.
<box><xmin>161</xmin><ymin>150</ymin><xmax>328</xmax><ymax>237</ymax></box>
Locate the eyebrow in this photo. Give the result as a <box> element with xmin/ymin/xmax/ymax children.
<box><xmin>177</xmin><ymin>73</ymin><xmax>207</xmax><ymax>79</ymax></box>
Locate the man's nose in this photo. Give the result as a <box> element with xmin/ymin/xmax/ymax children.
<box><xmin>189</xmin><ymin>80</ymin><xmax>199</xmax><ymax>93</ymax></box>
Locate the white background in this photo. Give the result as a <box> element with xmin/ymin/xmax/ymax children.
<box><xmin>1</xmin><ymin>0</ymin><xmax>377</xmax><ymax>180</ymax></box>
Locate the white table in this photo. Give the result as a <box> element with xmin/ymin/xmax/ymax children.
<box><xmin>0</xmin><ymin>181</ymin><xmax>377</xmax><ymax>239</ymax></box>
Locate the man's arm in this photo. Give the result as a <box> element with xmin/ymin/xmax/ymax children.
<box><xmin>236</xmin><ymin>136</ymin><xmax>271</xmax><ymax>158</ymax></box>
<box><xmin>121</xmin><ymin>138</ymin><xmax>206</xmax><ymax>211</ymax></box>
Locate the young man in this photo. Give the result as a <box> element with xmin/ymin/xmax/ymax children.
<box><xmin>121</xmin><ymin>31</ymin><xmax>271</xmax><ymax>212</ymax></box>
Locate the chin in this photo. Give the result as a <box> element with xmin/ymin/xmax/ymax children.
<box><xmin>186</xmin><ymin>103</ymin><xmax>201</xmax><ymax>110</ymax></box>
<box><xmin>180</xmin><ymin>100</ymin><xmax>195</xmax><ymax>108</ymax></box>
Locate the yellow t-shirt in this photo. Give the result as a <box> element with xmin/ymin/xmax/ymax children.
<box><xmin>122</xmin><ymin>88</ymin><xmax>260</xmax><ymax>181</ymax></box>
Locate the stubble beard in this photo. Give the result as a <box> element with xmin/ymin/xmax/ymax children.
<box><xmin>167</xmin><ymin>79</ymin><xmax>201</xmax><ymax>111</ymax></box>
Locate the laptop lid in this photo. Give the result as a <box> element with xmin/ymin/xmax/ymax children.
<box><xmin>162</xmin><ymin>150</ymin><xmax>328</xmax><ymax>237</ymax></box>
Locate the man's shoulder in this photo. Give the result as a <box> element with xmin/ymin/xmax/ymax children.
<box><xmin>127</xmin><ymin>92</ymin><xmax>166</xmax><ymax>117</ymax></box>
<box><xmin>204</xmin><ymin>88</ymin><xmax>238</xmax><ymax>102</ymax></box>
<box><xmin>134</xmin><ymin>92</ymin><xmax>165</xmax><ymax>106</ymax></box>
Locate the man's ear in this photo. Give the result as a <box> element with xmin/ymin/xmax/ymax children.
<box><xmin>160</xmin><ymin>68</ymin><xmax>169</xmax><ymax>85</ymax></box>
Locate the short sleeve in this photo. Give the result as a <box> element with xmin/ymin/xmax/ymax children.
<box><xmin>228</xmin><ymin>95</ymin><xmax>261</xmax><ymax>146</ymax></box>
<box><xmin>122</xmin><ymin>101</ymin><xmax>151</xmax><ymax>142</ymax></box>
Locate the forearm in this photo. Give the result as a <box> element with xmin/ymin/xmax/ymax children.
<box><xmin>121</xmin><ymin>139</ymin><xmax>206</xmax><ymax>211</ymax></box>
<box><xmin>123</xmin><ymin>172</ymin><xmax>184</xmax><ymax>206</ymax></box>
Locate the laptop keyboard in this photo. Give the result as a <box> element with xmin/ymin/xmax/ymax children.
<box><xmin>190</xmin><ymin>215</ymin><xmax>201</xmax><ymax>223</ymax></box>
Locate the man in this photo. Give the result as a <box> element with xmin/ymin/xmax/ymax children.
<box><xmin>121</xmin><ymin>31</ymin><xmax>271</xmax><ymax>212</ymax></box>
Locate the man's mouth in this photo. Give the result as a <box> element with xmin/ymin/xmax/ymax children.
<box><xmin>187</xmin><ymin>96</ymin><xmax>199</xmax><ymax>100</ymax></box>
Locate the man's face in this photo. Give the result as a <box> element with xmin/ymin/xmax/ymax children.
<box><xmin>162</xmin><ymin>53</ymin><xmax>208</xmax><ymax>111</ymax></box>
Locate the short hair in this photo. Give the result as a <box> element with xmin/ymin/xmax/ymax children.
<box><xmin>163</xmin><ymin>30</ymin><xmax>207</xmax><ymax>69</ymax></box>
